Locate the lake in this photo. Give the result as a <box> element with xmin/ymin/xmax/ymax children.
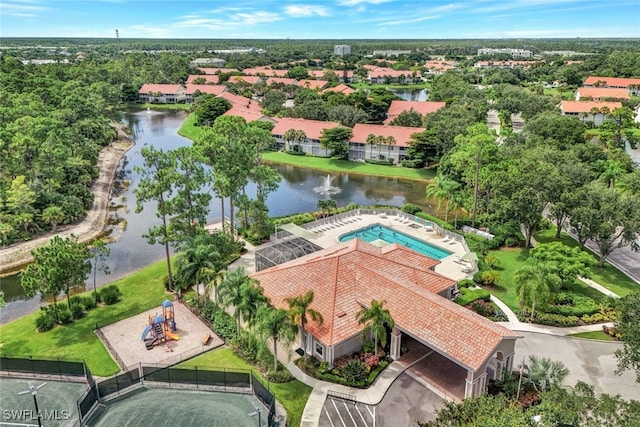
<box><xmin>0</xmin><ymin>109</ymin><xmax>436</xmax><ymax>323</ymax></box>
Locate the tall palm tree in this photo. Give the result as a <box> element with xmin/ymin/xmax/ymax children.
<box><xmin>285</xmin><ymin>290</ymin><xmax>323</xmax><ymax>360</ymax></box>
<box><xmin>356</xmin><ymin>299</ymin><xmax>394</xmax><ymax>355</ymax></box>
<box><xmin>218</xmin><ymin>267</ymin><xmax>268</xmax><ymax>335</ymax></box>
<box><xmin>174</xmin><ymin>233</ymin><xmax>223</xmax><ymax>303</ymax></box>
<box><xmin>425</xmin><ymin>175</ymin><xmax>461</xmax><ymax>223</ymax></box>
<box><xmin>515</xmin><ymin>263</ymin><xmax>561</xmax><ymax>322</ymax></box>
<box><xmin>366</xmin><ymin>133</ymin><xmax>377</xmax><ymax>160</ymax></box>
<box><xmin>283</xmin><ymin>128</ymin><xmax>306</xmax><ymax>152</ymax></box>
<box><xmin>524</xmin><ymin>355</ymin><xmax>569</xmax><ymax>392</ymax></box>
<box><xmin>256</xmin><ymin>306</ymin><xmax>297</xmax><ymax>372</ymax></box>
<box><xmin>41</xmin><ymin>205</ymin><xmax>65</xmax><ymax>232</ymax></box>
<box><xmin>385</xmin><ymin>136</ymin><xmax>396</xmax><ymax>162</ymax></box>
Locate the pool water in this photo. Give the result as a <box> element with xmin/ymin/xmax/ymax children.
<box><xmin>339</xmin><ymin>224</ymin><xmax>453</xmax><ymax>260</ymax></box>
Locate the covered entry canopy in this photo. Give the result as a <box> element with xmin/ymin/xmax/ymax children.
<box><xmin>277</xmin><ymin>223</ymin><xmax>317</xmax><ymax>239</ymax></box>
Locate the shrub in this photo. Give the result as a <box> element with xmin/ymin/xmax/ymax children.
<box><xmin>35</xmin><ymin>309</ymin><xmax>56</xmax><ymax>332</ymax></box>
<box><xmin>100</xmin><ymin>285</ymin><xmax>121</xmax><ymax>305</ymax></box>
<box><xmin>265</xmin><ymin>370</ymin><xmax>295</xmax><ymax>383</ymax></box>
<box><xmin>543</xmin><ymin>292</ymin><xmax>599</xmax><ymax>317</ymax></box>
<box><xmin>70</xmin><ymin>302</ymin><xmax>85</xmax><ymax>319</ymax></box>
<box><xmin>80</xmin><ymin>295</ymin><xmax>97</xmax><ymax>310</ymax></box>
<box><xmin>340</xmin><ymin>360</ymin><xmax>368</xmax><ymax>386</ymax></box>
<box><xmin>285</xmin><ymin>150</ymin><xmax>307</xmax><ymax>156</ymax></box>
<box><xmin>401</xmin><ymin>159</ymin><xmax>423</xmax><ymax>168</ymax></box>
<box><xmin>468</xmin><ymin>300</ymin><xmax>494</xmax><ymax>317</ymax></box>
<box><xmin>458</xmin><ymin>279</ymin><xmax>475</xmax><ymax>288</ymax></box>
<box><xmin>531</xmin><ymin>312</ymin><xmax>580</xmax><ymax>327</ymax></box>
<box><xmin>364</xmin><ymin>158</ymin><xmax>394</xmax><ymax>165</ymax></box>
<box><xmin>362</xmin><ymin>342</ymin><xmax>375</xmax><ymax>354</ymax></box>
<box><xmin>401</xmin><ymin>203</ymin><xmax>422</xmax><ymax>215</ymax></box>
<box><xmin>456</xmin><ymin>287</ymin><xmax>491</xmax><ymax>306</ymax></box>
<box><xmin>478</xmin><ymin>270</ymin><xmax>501</xmax><ymax>286</ymax></box>
<box><xmin>213</xmin><ymin>311</ymin><xmax>237</xmax><ymax>341</ymax></box>
<box><xmin>57</xmin><ymin>305</ymin><xmax>73</xmax><ymax>324</ymax></box>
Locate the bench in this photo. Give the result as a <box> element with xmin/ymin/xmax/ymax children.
<box><xmin>201</xmin><ymin>333</ymin><xmax>211</xmax><ymax>345</ymax></box>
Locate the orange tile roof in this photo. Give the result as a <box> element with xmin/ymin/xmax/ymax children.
<box><xmin>251</xmin><ymin>240</ymin><xmax>518</xmax><ymax>371</ymax></box>
<box><xmin>560</xmin><ymin>100</ymin><xmax>623</xmax><ymax>113</ymax></box>
<box><xmin>577</xmin><ymin>87</ymin><xmax>630</xmax><ymax>100</ymax></box>
<box><xmin>584</xmin><ymin>76</ymin><xmax>640</xmax><ymax>88</ymax></box>
<box><xmin>197</xmin><ymin>67</ymin><xmax>239</xmax><ymax>75</ymax></box>
<box><xmin>228</xmin><ymin>75</ymin><xmax>263</xmax><ymax>85</ymax></box>
<box><xmin>384</xmin><ymin>100</ymin><xmax>446</xmax><ymax>124</ymax></box>
<box><xmin>242</xmin><ymin>67</ymin><xmax>289</xmax><ymax>77</ymax></box>
<box><xmin>351</xmin><ymin>124</ymin><xmax>425</xmax><ymax>147</ymax></box>
<box><xmin>323</xmin><ymin>84</ymin><xmax>356</xmax><ymax>95</ymax></box>
<box><xmin>184</xmin><ymin>84</ymin><xmax>227</xmax><ymax>96</ymax></box>
<box><xmin>186</xmin><ymin>74</ymin><xmax>220</xmax><ymax>84</ymax></box>
<box><xmin>271</xmin><ymin>117</ymin><xmax>341</xmax><ymax>140</ymax></box>
<box><xmin>138</xmin><ymin>84</ymin><xmax>184</xmax><ymax>94</ymax></box>
<box><xmin>297</xmin><ymin>79</ymin><xmax>328</xmax><ymax>90</ymax></box>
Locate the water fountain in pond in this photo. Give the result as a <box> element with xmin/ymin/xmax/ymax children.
<box><xmin>313</xmin><ymin>174</ymin><xmax>341</xmax><ymax>196</ymax></box>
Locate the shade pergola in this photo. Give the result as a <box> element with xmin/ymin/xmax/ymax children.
<box><xmin>277</xmin><ymin>223</ymin><xmax>317</xmax><ymax>239</ymax></box>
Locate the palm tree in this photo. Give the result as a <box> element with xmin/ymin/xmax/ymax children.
<box><xmin>366</xmin><ymin>133</ymin><xmax>377</xmax><ymax>160</ymax></box>
<box><xmin>515</xmin><ymin>263</ymin><xmax>561</xmax><ymax>322</ymax></box>
<box><xmin>425</xmin><ymin>175</ymin><xmax>461</xmax><ymax>223</ymax></box>
<box><xmin>283</xmin><ymin>128</ymin><xmax>306</xmax><ymax>152</ymax></box>
<box><xmin>356</xmin><ymin>299</ymin><xmax>394</xmax><ymax>355</ymax></box>
<box><xmin>285</xmin><ymin>290</ymin><xmax>323</xmax><ymax>360</ymax></box>
<box><xmin>256</xmin><ymin>306</ymin><xmax>297</xmax><ymax>372</ymax></box>
<box><xmin>385</xmin><ymin>136</ymin><xmax>396</xmax><ymax>162</ymax></box>
<box><xmin>218</xmin><ymin>267</ymin><xmax>268</xmax><ymax>335</ymax></box>
<box><xmin>174</xmin><ymin>233</ymin><xmax>223</xmax><ymax>303</ymax></box>
<box><xmin>41</xmin><ymin>205</ymin><xmax>65</xmax><ymax>232</ymax></box>
<box><xmin>600</xmin><ymin>159</ymin><xmax>624</xmax><ymax>189</ymax></box>
<box><xmin>524</xmin><ymin>355</ymin><xmax>569</xmax><ymax>392</ymax></box>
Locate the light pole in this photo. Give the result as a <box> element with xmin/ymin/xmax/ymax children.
<box><xmin>18</xmin><ymin>382</ymin><xmax>46</xmax><ymax>427</ymax></box>
<box><xmin>248</xmin><ymin>407</ymin><xmax>261</xmax><ymax>426</ymax></box>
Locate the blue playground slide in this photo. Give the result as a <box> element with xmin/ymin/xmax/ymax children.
<box><xmin>141</xmin><ymin>325</ymin><xmax>152</xmax><ymax>341</ymax></box>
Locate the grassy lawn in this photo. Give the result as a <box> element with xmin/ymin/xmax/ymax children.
<box><xmin>485</xmin><ymin>246</ymin><xmax>613</xmax><ymax>314</ymax></box>
<box><xmin>177</xmin><ymin>112</ymin><xmax>201</xmax><ymax>141</ymax></box>
<box><xmin>0</xmin><ymin>260</ymin><xmax>171</xmax><ymax>377</ymax></box>
<box><xmin>568</xmin><ymin>330</ymin><xmax>617</xmax><ymax>341</ymax></box>
<box><xmin>127</xmin><ymin>102</ymin><xmax>193</xmax><ymax>111</ymax></box>
<box><xmin>534</xmin><ymin>227</ymin><xmax>638</xmax><ymax>297</ymax></box>
<box><xmin>262</xmin><ymin>151</ymin><xmax>436</xmax><ymax>181</ymax></box>
<box><xmin>180</xmin><ymin>347</ymin><xmax>312</xmax><ymax>427</ymax></box>
<box><xmin>585</xmin><ymin>127</ymin><xmax>640</xmax><ymax>138</ymax></box>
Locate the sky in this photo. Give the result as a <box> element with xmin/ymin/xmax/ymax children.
<box><xmin>0</xmin><ymin>0</ymin><xmax>639</xmax><ymax>39</ymax></box>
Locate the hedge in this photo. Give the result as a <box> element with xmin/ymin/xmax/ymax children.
<box><xmin>455</xmin><ymin>287</ymin><xmax>491</xmax><ymax>306</ymax></box>
<box><xmin>543</xmin><ymin>292</ymin><xmax>599</xmax><ymax>317</ymax></box>
<box><xmin>364</xmin><ymin>158</ymin><xmax>394</xmax><ymax>166</ymax></box>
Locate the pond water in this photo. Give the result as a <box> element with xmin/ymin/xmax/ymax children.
<box><xmin>389</xmin><ymin>88</ymin><xmax>429</xmax><ymax>102</ymax></box>
<box><xmin>0</xmin><ymin>109</ymin><xmax>437</xmax><ymax>323</ymax></box>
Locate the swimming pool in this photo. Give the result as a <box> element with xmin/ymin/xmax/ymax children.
<box><xmin>338</xmin><ymin>224</ymin><xmax>453</xmax><ymax>260</ymax></box>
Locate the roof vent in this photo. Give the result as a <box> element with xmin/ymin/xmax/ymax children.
<box><xmin>337</xmin><ymin>311</ymin><xmax>347</xmax><ymax>318</ymax></box>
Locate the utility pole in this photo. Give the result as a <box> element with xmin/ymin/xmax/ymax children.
<box><xmin>18</xmin><ymin>383</ymin><xmax>47</xmax><ymax>427</ymax></box>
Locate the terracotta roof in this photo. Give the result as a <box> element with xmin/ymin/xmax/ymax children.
<box><xmin>560</xmin><ymin>100</ymin><xmax>623</xmax><ymax>113</ymax></box>
<box><xmin>271</xmin><ymin>117</ymin><xmax>341</xmax><ymax>140</ymax></box>
<box><xmin>584</xmin><ymin>76</ymin><xmax>640</xmax><ymax>88</ymax></box>
<box><xmin>351</xmin><ymin>124</ymin><xmax>425</xmax><ymax>147</ymax></box>
<box><xmin>228</xmin><ymin>75</ymin><xmax>263</xmax><ymax>85</ymax></box>
<box><xmin>576</xmin><ymin>87</ymin><xmax>630</xmax><ymax>100</ymax></box>
<box><xmin>251</xmin><ymin>239</ymin><xmax>518</xmax><ymax>371</ymax></box>
<box><xmin>424</xmin><ymin>60</ymin><xmax>456</xmax><ymax>70</ymax></box>
<box><xmin>242</xmin><ymin>67</ymin><xmax>289</xmax><ymax>77</ymax></box>
<box><xmin>186</xmin><ymin>75</ymin><xmax>220</xmax><ymax>84</ymax></box>
<box><xmin>266</xmin><ymin>77</ymin><xmax>297</xmax><ymax>86</ymax></box>
<box><xmin>184</xmin><ymin>84</ymin><xmax>227</xmax><ymax>96</ymax></box>
<box><xmin>138</xmin><ymin>84</ymin><xmax>184</xmax><ymax>94</ymax></box>
<box><xmin>218</xmin><ymin>91</ymin><xmax>261</xmax><ymax>110</ymax></box>
<box><xmin>297</xmin><ymin>79</ymin><xmax>328</xmax><ymax>90</ymax></box>
<box><xmin>197</xmin><ymin>67</ymin><xmax>238</xmax><ymax>75</ymax></box>
<box><xmin>323</xmin><ymin>84</ymin><xmax>356</xmax><ymax>95</ymax></box>
<box><xmin>367</xmin><ymin>67</ymin><xmax>413</xmax><ymax>78</ymax></box>
<box><xmin>384</xmin><ymin>100</ymin><xmax>446</xmax><ymax>124</ymax></box>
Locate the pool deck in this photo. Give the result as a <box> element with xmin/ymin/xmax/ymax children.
<box><xmin>301</xmin><ymin>212</ymin><xmax>472</xmax><ymax>282</ymax></box>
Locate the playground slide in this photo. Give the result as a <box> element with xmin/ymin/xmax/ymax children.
<box><xmin>141</xmin><ymin>325</ymin><xmax>152</xmax><ymax>341</ymax></box>
<box><xmin>164</xmin><ymin>330</ymin><xmax>180</xmax><ymax>341</ymax></box>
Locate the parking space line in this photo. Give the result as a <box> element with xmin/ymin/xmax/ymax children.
<box><xmin>355</xmin><ymin>404</ymin><xmax>368</xmax><ymax>426</ymax></box>
<box><xmin>365</xmin><ymin>405</ymin><xmax>374</xmax><ymax>418</ymax></box>
<box><xmin>343</xmin><ymin>400</ymin><xmax>359</xmax><ymax>426</ymax></box>
<box><xmin>332</xmin><ymin>398</ymin><xmax>348</xmax><ymax>427</ymax></box>
<box><xmin>323</xmin><ymin>405</ymin><xmax>336</xmax><ymax>427</ymax></box>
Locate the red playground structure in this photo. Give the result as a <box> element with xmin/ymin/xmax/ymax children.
<box><xmin>142</xmin><ymin>300</ymin><xmax>180</xmax><ymax>350</ymax></box>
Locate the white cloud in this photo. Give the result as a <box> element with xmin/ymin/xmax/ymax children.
<box><xmin>174</xmin><ymin>10</ymin><xmax>282</xmax><ymax>31</ymax></box>
<box><xmin>337</xmin><ymin>0</ymin><xmax>391</xmax><ymax>6</ymax></box>
<box><xmin>285</xmin><ymin>4</ymin><xmax>331</xmax><ymax>17</ymax></box>
<box><xmin>0</xmin><ymin>0</ymin><xmax>47</xmax><ymax>16</ymax></box>
<box><xmin>379</xmin><ymin>15</ymin><xmax>442</xmax><ymax>26</ymax></box>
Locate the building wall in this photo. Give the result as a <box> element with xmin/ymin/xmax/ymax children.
<box><xmin>330</xmin><ymin>334</ymin><xmax>364</xmax><ymax>365</ymax></box>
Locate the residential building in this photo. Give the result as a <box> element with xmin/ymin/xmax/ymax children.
<box><xmin>190</xmin><ymin>58</ymin><xmax>226</xmax><ymax>67</ymax></box>
<box><xmin>334</xmin><ymin>45</ymin><xmax>351</xmax><ymax>56</ymax></box>
<box><xmin>197</xmin><ymin>67</ymin><xmax>239</xmax><ymax>75</ymax></box>
<box><xmin>323</xmin><ymin>83</ymin><xmax>356</xmax><ymax>96</ymax></box>
<box><xmin>373</xmin><ymin>50</ymin><xmax>411</xmax><ymax>57</ymax></box>
<box><xmin>477</xmin><ymin>48</ymin><xmax>533</xmax><ymax>58</ymax></box>
<box><xmin>365</xmin><ymin>66</ymin><xmax>421</xmax><ymax>84</ymax></box>
<box><xmin>138</xmin><ymin>84</ymin><xmax>186</xmax><ymax>103</ymax></box>
<box><xmin>424</xmin><ymin>60</ymin><xmax>457</xmax><ymax>75</ymax></box>
<box><xmin>183</xmin><ymin>84</ymin><xmax>227</xmax><ymax>103</ymax></box>
<box><xmin>575</xmin><ymin>87</ymin><xmax>630</xmax><ymax>101</ymax></box>
<box><xmin>186</xmin><ymin>74</ymin><xmax>221</xmax><ymax>85</ymax></box>
<box><xmin>473</xmin><ymin>60</ymin><xmax>537</xmax><ymax>69</ymax></box>
<box><xmin>384</xmin><ymin>100</ymin><xmax>446</xmax><ymax>124</ymax></box>
<box><xmin>350</xmin><ymin>124</ymin><xmax>425</xmax><ymax>163</ymax></box>
<box><xmin>271</xmin><ymin>118</ymin><xmax>342</xmax><ymax>155</ymax></box>
<box><xmin>583</xmin><ymin>76</ymin><xmax>640</xmax><ymax>96</ymax></box>
<box><xmin>251</xmin><ymin>239</ymin><xmax>521</xmax><ymax>399</ymax></box>
<box><xmin>560</xmin><ymin>101</ymin><xmax>622</xmax><ymax>126</ymax></box>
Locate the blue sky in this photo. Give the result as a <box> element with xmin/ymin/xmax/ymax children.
<box><xmin>1</xmin><ymin>0</ymin><xmax>639</xmax><ymax>39</ymax></box>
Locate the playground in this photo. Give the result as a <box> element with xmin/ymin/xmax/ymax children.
<box><xmin>99</xmin><ymin>300</ymin><xmax>222</xmax><ymax>366</ymax></box>
<box><xmin>0</xmin><ymin>378</ymin><xmax>87</xmax><ymax>427</ymax></box>
<box><xmin>87</xmin><ymin>388</ymin><xmax>267</xmax><ymax>427</ymax></box>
